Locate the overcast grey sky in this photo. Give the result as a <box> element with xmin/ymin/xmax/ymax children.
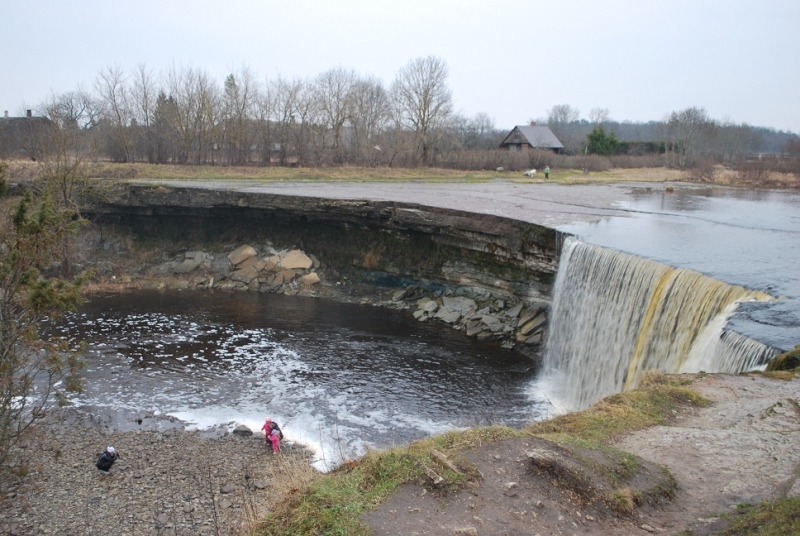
<box><xmin>2</xmin><ymin>0</ymin><xmax>798</xmax><ymax>132</ymax></box>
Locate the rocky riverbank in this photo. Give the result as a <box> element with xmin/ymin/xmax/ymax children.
<box><xmin>82</xmin><ymin>232</ymin><xmax>549</xmax><ymax>359</ymax></box>
<box><xmin>4</xmin><ymin>373</ymin><xmax>797</xmax><ymax>536</ymax></box>
<box><xmin>0</xmin><ymin>408</ymin><xmax>315</xmax><ymax>536</ymax></box>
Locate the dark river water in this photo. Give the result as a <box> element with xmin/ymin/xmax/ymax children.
<box><xmin>52</xmin><ymin>290</ymin><xmax>546</xmax><ymax>470</ymax></box>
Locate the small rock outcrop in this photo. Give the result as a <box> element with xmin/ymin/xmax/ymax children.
<box><xmin>392</xmin><ymin>285</ymin><xmax>548</xmax><ymax>351</ymax></box>
<box><xmin>232</xmin><ymin>424</ymin><xmax>254</xmax><ymax>437</ymax></box>
<box><xmin>150</xmin><ymin>243</ymin><xmax>323</xmax><ymax>296</ymax></box>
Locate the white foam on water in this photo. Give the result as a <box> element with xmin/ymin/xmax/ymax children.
<box><xmin>57</xmin><ymin>292</ymin><xmax>545</xmax><ymax>472</ymax></box>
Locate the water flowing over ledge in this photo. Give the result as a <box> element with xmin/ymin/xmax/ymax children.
<box><xmin>542</xmin><ymin>237</ymin><xmax>779</xmax><ymax>411</ymax></box>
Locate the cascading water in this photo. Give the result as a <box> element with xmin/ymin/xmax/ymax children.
<box><xmin>542</xmin><ymin>237</ymin><xmax>778</xmax><ymax>411</ymax></box>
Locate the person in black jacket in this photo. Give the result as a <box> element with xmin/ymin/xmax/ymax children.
<box><xmin>95</xmin><ymin>446</ymin><xmax>119</xmax><ymax>474</ymax></box>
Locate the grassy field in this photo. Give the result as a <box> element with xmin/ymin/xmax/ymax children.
<box><xmin>6</xmin><ymin>160</ymin><xmax>686</xmax><ymax>184</ymax></box>
<box><xmin>7</xmin><ymin>159</ymin><xmax>798</xmax><ymax>189</ymax></box>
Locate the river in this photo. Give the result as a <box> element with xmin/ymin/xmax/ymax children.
<box><xmin>53</xmin><ymin>180</ymin><xmax>800</xmax><ymax>469</ymax></box>
<box><xmin>52</xmin><ymin>290</ymin><xmax>545</xmax><ymax>470</ymax></box>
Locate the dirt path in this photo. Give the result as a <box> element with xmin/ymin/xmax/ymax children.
<box><xmin>613</xmin><ymin>373</ymin><xmax>800</xmax><ymax>535</ymax></box>
<box><xmin>362</xmin><ymin>373</ymin><xmax>800</xmax><ymax>536</ymax></box>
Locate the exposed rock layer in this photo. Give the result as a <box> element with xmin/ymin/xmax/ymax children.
<box><xmin>80</xmin><ymin>183</ymin><xmax>565</xmax><ymax>353</ymax></box>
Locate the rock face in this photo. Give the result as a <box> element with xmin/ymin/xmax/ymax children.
<box><xmin>402</xmin><ymin>286</ymin><xmax>548</xmax><ymax>349</ymax></box>
<box><xmin>145</xmin><ymin>244</ymin><xmax>322</xmax><ymax>296</ymax></box>
<box><xmin>85</xmin><ymin>184</ymin><xmax>561</xmax><ymax>293</ymax></box>
<box><xmin>79</xmin><ymin>183</ymin><xmax>564</xmax><ymax>354</ymax></box>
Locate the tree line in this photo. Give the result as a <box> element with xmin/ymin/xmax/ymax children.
<box><xmin>542</xmin><ymin>104</ymin><xmax>797</xmax><ymax>167</ymax></box>
<box><xmin>3</xmin><ymin>58</ymin><xmax>799</xmax><ymax>170</ymax></box>
<box><xmin>18</xmin><ymin>57</ymin><xmax>494</xmax><ymax>168</ymax></box>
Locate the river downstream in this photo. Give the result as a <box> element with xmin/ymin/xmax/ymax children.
<box><xmin>52</xmin><ymin>290</ymin><xmax>545</xmax><ymax>470</ymax></box>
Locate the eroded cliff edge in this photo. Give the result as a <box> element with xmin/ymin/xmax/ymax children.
<box><xmin>80</xmin><ymin>182</ymin><xmax>566</xmax><ymax>356</ymax></box>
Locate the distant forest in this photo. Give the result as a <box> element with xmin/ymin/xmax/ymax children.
<box><xmin>1</xmin><ymin>59</ymin><xmax>798</xmax><ymax>173</ymax></box>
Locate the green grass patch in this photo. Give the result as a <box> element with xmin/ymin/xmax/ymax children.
<box><xmin>258</xmin><ymin>449</ymin><xmax>416</xmax><ymax>536</ymax></box>
<box><xmin>718</xmin><ymin>497</ymin><xmax>800</xmax><ymax>535</ymax></box>
<box><xmin>526</xmin><ymin>373</ymin><xmax>708</xmax><ymax>443</ymax></box>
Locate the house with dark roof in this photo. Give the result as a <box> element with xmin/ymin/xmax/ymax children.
<box><xmin>0</xmin><ymin>110</ymin><xmax>52</xmax><ymax>160</ymax></box>
<box><xmin>499</xmin><ymin>123</ymin><xmax>564</xmax><ymax>153</ymax></box>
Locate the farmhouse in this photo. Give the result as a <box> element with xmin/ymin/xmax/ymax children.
<box><xmin>0</xmin><ymin>110</ymin><xmax>52</xmax><ymax>160</ymax></box>
<box><xmin>500</xmin><ymin>123</ymin><xmax>563</xmax><ymax>153</ymax></box>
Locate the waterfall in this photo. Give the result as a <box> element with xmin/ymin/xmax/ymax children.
<box><xmin>686</xmin><ymin>329</ymin><xmax>781</xmax><ymax>374</ymax></box>
<box><xmin>543</xmin><ymin>237</ymin><xmax>776</xmax><ymax>411</ymax></box>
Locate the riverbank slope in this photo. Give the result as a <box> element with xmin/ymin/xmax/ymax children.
<box><xmin>4</xmin><ymin>372</ymin><xmax>795</xmax><ymax>535</ymax></box>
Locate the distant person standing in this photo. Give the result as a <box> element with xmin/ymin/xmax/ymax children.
<box><xmin>544</xmin><ymin>166</ymin><xmax>550</xmax><ymax>180</ymax></box>
<box><xmin>95</xmin><ymin>446</ymin><xmax>119</xmax><ymax>474</ymax></box>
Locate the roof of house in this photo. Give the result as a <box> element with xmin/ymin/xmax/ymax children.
<box><xmin>501</xmin><ymin>125</ymin><xmax>564</xmax><ymax>149</ymax></box>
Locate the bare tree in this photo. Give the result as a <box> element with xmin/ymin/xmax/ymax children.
<box><xmin>451</xmin><ymin>112</ymin><xmax>498</xmax><ymax>150</ymax></box>
<box><xmin>312</xmin><ymin>67</ymin><xmax>357</xmax><ymax>164</ymax></box>
<box><xmin>269</xmin><ymin>76</ymin><xmax>303</xmax><ymax>166</ymax></box>
<box><xmin>166</xmin><ymin>65</ymin><xmax>198</xmax><ymax>164</ymax></box>
<box><xmin>255</xmin><ymin>79</ymin><xmax>275</xmax><ymax>165</ymax></box>
<box><xmin>95</xmin><ymin>65</ymin><xmax>135</xmax><ymax>162</ymax></box>
<box><xmin>547</xmin><ymin>104</ymin><xmax>582</xmax><ymax>153</ymax></box>
<box><xmin>548</xmin><ymin>104</ymin><xmax>580</xmax><ymax>125</ymax></box>
<box><xmin>588</xmin><ymin>107</ymin><xmax>610</xmax><ymax>127</ymax></box>
<box><xmin>391</xmin><ymin>56</ymin><xmax>453</xmax><ymax>165</ymax></box>
<box><xmin>292</xmin><ymin>81</ymin><xmax>316</xmax><ymax>166</ymax></box>
<box><xmin>130</xmin><ymin>64</ymin><xmax>158</xmax><ymax>163</ymax></box>
<box><xmin>663</xmin><ymin>106</ymin><xmax>718</xmax><ymax>167</ymax></box>
<box><xmin>222</xmin><ymin>68</ymin><xmax>259</xmax><ymax>165</ymax></box>
<box><xmin>350</xmin><ymin>75</ymin><xmax>390</xmax><ymax>165</ymax></box>
<box><xmin>196</xmin><ymin>71</ymin><xmax>220</xmax><ymax>164</ymax></box>
<box><xmin>35</xmin><ymin>89</ymin><xmax>99</xmax><ymax>212</ymax></box>
<box><xmin>717</xmin><ymin>120</ymin><xmax>761</xmax><ymax>164</ymax></box>
<box><xmin>165</xmin><ymin>66</ymin><xmax>219</xmax><ymax>164</ymax></box>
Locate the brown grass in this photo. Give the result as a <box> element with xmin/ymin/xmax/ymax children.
<box><xmin>236</xmin><ymin>450</ymin><xmax>321</xmax><ymax>536</ymax></box>
<box><xmin>4</xmin><ymin>159</ymin><xmax>684</xmax><ymax>185</ymax></box>
<box><xmin>5</xmin><ymin>159</ymin><xmax>796</xmax><ymax>189</ymax></box>
<box><xmin>607</xmin><ymin>487</ymin><xmax>637</xmax><ymax>514</ymax></box>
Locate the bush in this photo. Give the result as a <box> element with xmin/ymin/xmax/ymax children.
<box><xmin>610</xmin><ymin>154</ymin><xmax>664</xmax><ymax>169</ymax></box>
<box><xmin>765</xmin><ymin>345</ymin><xmax>800</xmax><ymax>372</ymax></box>
<box><xmin>437</xmin><ymin>150</ymin><xmax>554</xmax><ymax>172</ymax></box>
<box><xmin>688</xmin><ymin>156</ymin><xmax>717</xmax><ymax>180</ymax></box>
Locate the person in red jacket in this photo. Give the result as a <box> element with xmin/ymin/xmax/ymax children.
<box><xmin>261</xmin><ymin>418</ymin><xmax>283</xmax><ymax>453</ymax></box>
